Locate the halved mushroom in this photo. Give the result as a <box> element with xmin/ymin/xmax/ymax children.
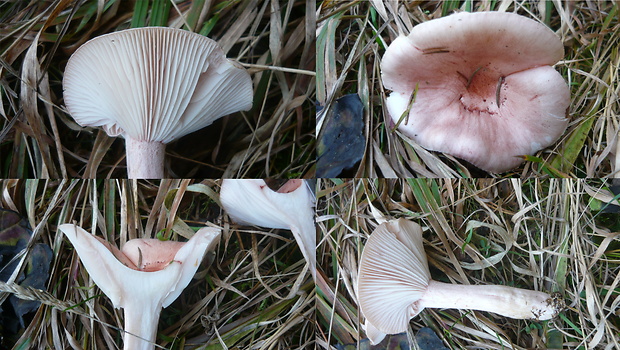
<box><xmin>357</xmin><ymin>218</ymin><xmax>563</xmax><ymax>344</ymax></box>
<box><xmin>59</xmin><ymin>224</ymin><xmax>221</xmax><ymax>350</ymax></box>
<box><xmin>382</xmin><ymin>11</ymin><xmax>570</xmax><ymax>173</ymax></box>
<box><xmin>63</xmin><ymin>27</ymin><xmax>253</xmax><ymax>178</ymax></box>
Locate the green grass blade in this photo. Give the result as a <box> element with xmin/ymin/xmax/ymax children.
<box><xmin>199</xmin><ymin>13</ymin><xmax>220</xmax><ymax>37</ymax></box>
<box><xmin>185</xmin><ymin>0</ymin><xmax>205</xmax><ymax>30</ymax></box>
<box><xmin>549</xmin><ymin>114</ymin><xmax>596</xmax><ymax>173</ymax></box>
<box><xmin>131</xmin><ymin>0</ymin><xmax>150</xmax><ymax>28</ymax></box>
<box><xmin>150</xmin><ymin>0</ymin><xmax>171</xmax><ymax>27</ymax></box>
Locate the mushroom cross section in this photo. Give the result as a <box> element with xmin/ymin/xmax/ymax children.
<box><xmin>357</xmin><ymin>218</ymin><xmax>563</xmax><ymax>345</ymax></box>
<box><xmin>59</xmin><ymin>224</ymin><xmax>221</xmax><ymax>350</ymax></box>
<box><xmin>381</xmin><ymin>11</ymin><xmax>570</xmax><ymax>173</ymax></box>
<box><xmin>63</xmin><ymin>27</ymin><xmax>253</xmax><ymax>178</ymax></box>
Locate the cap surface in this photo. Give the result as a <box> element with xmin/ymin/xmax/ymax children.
<box><xmin>381</xmin><ymin>11</ymin><xmax>570</xmax><ymax>172</ymax></box>
<box><xmin>64</xmin><ymin>27</ymin><xmax>253</xmax><ymax>143</ymax></box>
<box><xmin>121</xmin><ymin>238</ymin><xmax>185</xmax><ymax>272</ymax></box>
<box><xmin>357</xmin><ymin>219</ymin><xmax>431</xmax><ymax>334</ymax></box>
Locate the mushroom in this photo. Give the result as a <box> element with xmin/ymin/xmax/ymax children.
<box><xmin>58</xmin><ymin>224</ymin><xmax>221</xmax><ymax>350</ymax></box>
<box><xmin>381</xmin><ymin>11</ymin><xmax>570</xmax><ymax>173</ymax></box>
<box><xmin>63</xmin><ymin>27</ymin><xmax>253</xmax><ymax>178</ymax></box>
<box><xmin>357</xmin><ymin>218</ymin><xmax>563</xmax><ymax>345</ymax></box>
<box><xmin>219</xmin><ymin>179</ymin><xmax>316</xmax><ymax>280</ymax></box>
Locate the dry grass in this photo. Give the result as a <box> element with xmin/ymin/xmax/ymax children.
<box><xmin>317</xmin><ymin>1</ymin><xmax>620</xmax><ymax>177</ymax></box>
<box><xmin>0</xmin><ymin>0</ymin><xmax>315</xmax><ymax>178</ymax></box>
<box><xmin>0</xmin><ymin>179</ymin><xmax>314</xmax><ymax>349</ymax></box>
<box><xmin>317</xmin><ymin>179</ymin><xmax>620</xmax><ymax>349</ymax></box>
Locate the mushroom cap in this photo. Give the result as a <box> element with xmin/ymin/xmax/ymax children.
<box><xmin>381</xmin><ymin>11</ymin><xmax>570</xmax><ymax>173</ymax></box>
<box><xmin>59</xmin><ymin>224</ymin><xmax>221</xmax><ymax>309</ymax></box>
<box><xmin>357</xmin><ymin>219</ymin><xmax>430</xmax><ymax>334</ymax></box>
<box><xmin>63</xmin><ymin>27</ymin><xmax>253</xmax><ymax>144</ymax></box>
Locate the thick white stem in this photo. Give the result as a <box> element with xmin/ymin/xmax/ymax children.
<box><xmin>122</xmin><ymin>298</ymin><xmax>162</xmax><ymax>350</ymax></box>
<box><xmin>419</xmin><ymin>280</ymin><xmax>560</xmax><ymax>320</ymax></box>
<box><xmin>125</xmin><ymin>138</ymin><xmax>165</xmax><ymax>179</ymax></box>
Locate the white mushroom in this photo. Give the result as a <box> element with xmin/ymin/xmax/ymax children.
<box><xmin>219</xmin><ymin>179</ymin><xmax>316</xmax><ymax>280</ymax></box>
<box><xmin>357</xmin><ymin>218</ymin><xmax>563</xmax><ymax>344</ymax></box>
<box><xmin>63</xmin><ymin>27</ymin><xmax>253</xmax><ymax>178</ymax></box>
<box><xmin>59</xmin><ymin>224</ymin><xmax>221</xmax><ymax>350</ymax></box>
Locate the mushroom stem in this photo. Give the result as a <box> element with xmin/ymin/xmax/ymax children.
<box><xmin>420</xmin><ymin>280</ymin><xmax>559</xmax><ymax>320</ymax></box>
<box><xmin>122</xmin><ymin>297</ymin><xmax>162</xmax><ymax>350</ymax></box>
<box><xmin>125</xmin><ymin>138</ymin><xmax>165</xmax><ymax>179</ymax></box>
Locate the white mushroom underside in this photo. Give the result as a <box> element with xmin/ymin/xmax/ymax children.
<box><xmin>63</xmin><ymin>27</ymin><xmax>253</xmax><ymax>143</ymax></box>
<box><xmin>357</xmin><ymin>219</ymin><xmax>431</xmax><ymax>334</ymax></box>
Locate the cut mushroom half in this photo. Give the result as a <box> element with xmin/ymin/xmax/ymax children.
<box><xmin>357</xmin><ymin>218</ymin><xmax>563</xmax><ymax>345</ymax></box>
<box><xmin>381</xmin><ymin>11</ymin><xmax>570</xmax><ymax>173</ymax></box>
<box><xmin>59</xmin><ymin>224</ymin><xmax>221</xmax><ymax>350</ymax></box>
<box><xmin>63</xmin><ymin>27</ymin><xmax>253</xmax><ymax>178</ymax></box>
<box><xmin>220</xmin><ymin>179</ymin><xmax>316</xmax><ymax>280</ymax></box>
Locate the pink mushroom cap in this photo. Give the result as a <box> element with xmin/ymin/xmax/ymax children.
<box><xmin>382</xmin><ymin>11</ymin><xmax>570</xmax><ymax>173</ymax></box>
